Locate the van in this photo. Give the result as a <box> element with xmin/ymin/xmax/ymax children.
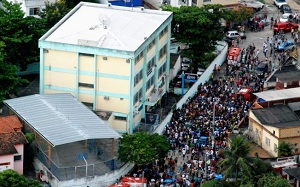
<box><xmin>273</xmin><ymin>22</ymin><xmax>299</xmax><ymax>34</ymax></box>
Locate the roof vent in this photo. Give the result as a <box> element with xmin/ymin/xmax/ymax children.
<box><xmin>108</xmin><ymin>3</ymin><xmax>112</xmax><ymax>7</ymax></box>
<box><xmin>141</xmin><ymin>7</ymin><xmax>144</xmax><ymax>11</ymax></box>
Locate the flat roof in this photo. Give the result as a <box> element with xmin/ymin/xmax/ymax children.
<box><xmin>4</xmin><ymin>94</ymin><xmax>121</xmax><ymax>147</ymax></box>
<box><xmin>41</xmin><ymin>2</ymin><xmax>172</xmax><ymax>52</ymax></box>
<box><xmin>253</xmin><ymin>87</ymin><xmax>300</xmax><ymax>101</ymax></box>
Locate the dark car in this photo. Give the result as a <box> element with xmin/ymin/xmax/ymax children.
<box><xmin>280</xmin><ymin>4</ymin><xmax>292</xmax><ymax>14</ymax></box>
<box><xmin>223</xmin><ymin>37</ymin><xmax>234</xmax><ymax>47</ymax></box>
<box><xmin>255</xmin><ymin>63</ymin><xmax>268</xmax><ymax>78</ymax></box>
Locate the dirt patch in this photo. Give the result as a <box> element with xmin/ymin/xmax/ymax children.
<box><xmin>249</xmin><ymin>143</ymin><xmax>273</xmax><ymax>158</ymax></box>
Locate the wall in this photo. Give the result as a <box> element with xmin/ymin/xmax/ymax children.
<box><xmin>0</xmin><ymin>155</ymin><xmax>13</xmax><ymax>172</ymax></box>
<box><xmin>197</xmin><ymin>0</ymin><xmax>239</xmax><ymax>7</ymax></box>
<box><xmin>170</xmin><ymin>55</ymin><xmax>181</xmax><ymax>80</ymax></box>
<box><xmin>280</xmin><ymin>127</ymin><xmax>300</xmax><ymax>139</ymax></box>
<box><xmin>261</xmin><ymin>129</ymin><xmax>279</xmax><ymax>157</ymax></box>
<box><xmin>14</xmin><ymin>144</ymin><xmax>24</xmax><ymax>175</ymax></box>
<box><xmin>154</xmin><ymin>41</ymin><xmax>228</xmax><ymax>134</ymax></box>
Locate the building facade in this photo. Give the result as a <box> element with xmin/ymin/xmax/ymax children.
<box><xmin>39</xmin><ymin>2</ymin><xmax>173</xmax><ymax>133</ymax></box>
<box><xmin>0</xmin><ymin>116</ymin><xmax>28</xmax><ymax>174</ymax></box>
<box><xmin>7</xmin><ymin>0</ymin><xmax>56</xmax><ymax>17</ymax></box>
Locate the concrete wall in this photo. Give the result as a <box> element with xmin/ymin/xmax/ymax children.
<box><xmin>170</xmin><ymin>55</ymin><xmax>181</xmax><ymax>80</ymax></box>
<box><xmin>154</xmin><ymin>41</ymin><xmax>228</xmax><ymax>135</ymax></box>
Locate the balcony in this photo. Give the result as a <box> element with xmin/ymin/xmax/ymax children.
<box><xmin>145</xmin><ymin>88</ymin><xmax>166</xmax><ymax>106</ymax></box>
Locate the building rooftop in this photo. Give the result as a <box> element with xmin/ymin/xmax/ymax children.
<box><xmin>0</xmin><ymin>132</ymin><xmax>28</xmax><ymax>156</ymax></box>
<box><xmin>253</xmin><ymin>87</ymin><xmax>300</xmax><ymax>102</ymax></box>
<box><xmin>41</xmin><ymin>2</ymin><xmax>172</xmax><ymax>52</ymax></box>
<box><xmin>274</xmin><ymin>65</ymin><xmax>300</xmax><ymax>82</ymax></box>
<box><xmin>252</xmin><ymin>105</ymin><xmax>300</xmax><ymax>128</ymax></box>
<box><xmin>0</xmin><ymin>116</ymin><xmax>23</xmax><ymax>133</ymax></box>
<box><xmin>4</xmin><ymin>94</ymin><xmax>121</xmax><ymax>147</ymax></box>
<box><xmin>283</xmin><ymin>167</ymin><xmax>300</xmax><ymax>180</ymax></box>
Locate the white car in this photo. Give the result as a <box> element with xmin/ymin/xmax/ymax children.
<box><xmin>280</xmin><ymin>13</ymin><xmax>292</xmax><ymax>22</ymax></box>
<box><xmin>226</xmin><ymin>31</ymin><xmax>246</xmax><ymax>39</ymax></box>
<box><xmin>274</xmin><ymin>0</ymin><xmax>288</xmax><ymax>8</ymax></box>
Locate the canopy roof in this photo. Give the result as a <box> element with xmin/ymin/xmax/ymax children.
<box><xmin>4</xmin><ymin>94</ymin><xmax>120</xmax><ymax>147</ymax></box>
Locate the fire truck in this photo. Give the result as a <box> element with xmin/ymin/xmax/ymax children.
<box><xmin>227</xmin><ymin>47</ymin><xmax>242</xmax><ymax>66</ymax></box>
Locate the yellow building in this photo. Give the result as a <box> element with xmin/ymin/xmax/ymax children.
<box><xmin>193</xmin><ymin>0</ymin><xmax>239</xmax><ymax>8</ymax></box>
<box><xmin>248</xmin><ymin>88</ymin><xmax>300</xmax><ymax>157</ymax></box>
<box><xmin>39</xmin><ymin>2</ymin><xmax>173</xmax><ymax>133</ymax></box>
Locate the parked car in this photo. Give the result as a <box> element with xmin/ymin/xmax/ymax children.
<box><xmin>273</xmin><ymin>22</ymin><xmax>299</xmax><ymax>34</ymax></box>
<box><xmin>276</xmin><ymin>40</ymin><xmax>294</xmax><ymax>51</ymax></box>
<box><xmin>240</xmin><ymin>0</ymin><xmax>265</xmax><ymax>11</ymax></box>
<box><xmin>280</xmin><ymin>13</ymin><xmax>292</xmax><ymax>23</ymax></box>
<box><xmin>280</xmin><ymin>4</ymin><xmax>292</xmax><ymax>14</ymax></box>
<box><xmin>255</xmin><ymin>63</ymin><xmax>268</xmax><ymax>78</ymax></box>
<box><xmin>273</xmin><ymin>0</ymin><xmax>287</xmax><ymax>8</ymax></box>
<box><xmin>226</xmin><ymin>31</ymin><xmax>246</xmax><ymax>39</ymax></box>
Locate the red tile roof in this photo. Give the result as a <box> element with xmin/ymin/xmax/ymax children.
<box><xmin>0</xmin><ymin>116</ymin><xmax>23</xmax><ymax>133</ymax></box>
<box><xmin>0</xmin><ymin>132</ymin><xmax>28</xmax><ymax>156</ymax></box>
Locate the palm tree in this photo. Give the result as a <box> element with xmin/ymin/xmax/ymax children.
<box><xmin>219</xmin><ymin>135</ymin><xmax>254</xmax><ymax>187</ymax></box>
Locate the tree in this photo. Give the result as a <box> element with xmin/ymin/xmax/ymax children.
<box><xmin>118</xmin><ymin>132</ymin><xmax>170</xmax><ymax>166</ymax></box>
<box><xmin>226</xmin><ymin>6</ymin><xmax>254</xmax><ymax>24</ymax></box>
<box><xmin>0</xmin><ymin>0</ymin><xmax>47</xmax><ymax>70</ymax></box>
<box><xmin>0</xmin><ymin>169</ymin><xmax>41</xmax><ymax>187</ymax></box>
<box><xmin>0</xmin><ymin>41</ymin><xmax>27</xmax><ymax>103</ymax></box>
<box><xmin>257</xmin><ymin>173</ymin><xmax>290</xmax><ymax>187</ymax></box>
<box><xmin>277</xmin><ymin>141</ymin><xmax>292</xmax><ymax>157</ymax></box>
<box><xmin>218</xmin><ymin>135</ymin><xmax>255</xmax><ymax>187</ymax></box>
<box><xmin>161</xmin><ymin>5</ymin><xmax>225</xmax><ymax>68</ymax></box>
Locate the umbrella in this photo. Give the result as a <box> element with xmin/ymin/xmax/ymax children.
<box><xmin>215</xmin><ymin>174</ymin><xmax>223</xmax><ymax>181</ymax></box>
<box><xmin>164</xmin><ymin>178</ymin><xmax>174</xmax><ymax>183</ymax></box>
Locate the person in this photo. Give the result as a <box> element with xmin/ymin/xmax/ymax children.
<box><xmin>270</xmin><ymin>17</ymin><xmax>274</xmax><ymax>29</ymax></box>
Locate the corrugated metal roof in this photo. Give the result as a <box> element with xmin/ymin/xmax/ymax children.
<box><xmin>4</xmin><ymin>94</ymin><xmax>120</xmax><ymax>147</ymax></box>
<box><xmin>41</xmin><ymin>2</ymin><xmax>172</xmax><ymax>51</ymax></box>
<box><xmin>253</xmin><ymin>87</ymin><xmax>300</xmax><ymax>101</ymax></box>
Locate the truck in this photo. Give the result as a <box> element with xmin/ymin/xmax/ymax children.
<box><xmin>227</xmin><ymin>47</ymin><xmax>241</xmax><ymax>66</ymax></box>
<box><xmin>240</xmin><ymin>0</ymin><xmax>265</xmax><ymax>11</ymax></box>
<box><xmin>235</xmin><ymin>87</ymin><xmax>256</xmax><ymax>102</ymax></box>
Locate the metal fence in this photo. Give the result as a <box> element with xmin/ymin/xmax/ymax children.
<box><xmin>35</xmin><ymin>138</ymin><xmax>125</xmax><ymax>181</ymax></box>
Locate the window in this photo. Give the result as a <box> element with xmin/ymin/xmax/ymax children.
<box><xmin>135</xmin><ymin>52</ymin><xmax>143</xmax><ymax>65</ymax></box>
<box><xmin>134</xmin><ymin>70</ymin><xmax>143</xmax><ymax>86</ymax></box>
<box><xmin>79</xmin><ymin>53</ymin><xmax>94</xmax><ymax>57</ymax></box>
<box><xmin>159</xmin><ymin>26</ymin><xmax>168</xmax><ymax>39</ymax></box>
<box><xmin>147</xmin><ymin>57</ymin><xmax>155</xmax><ymax>76</ymax></box>
<box><xmin>274</xmin><ymin>143</ymin><xmax>278</xmax><ymax>152</ymax></box>
<box><xmin>146</xmin><ymin>76</ymin><xmax>155</xmax><ymax>90</ymax></box>
<box><xmin>82</xmin><ymin>102</ymin><xmax>93</xmax><ymax>107</ymax></box>
<box><xmin>134</xmin><ymin>89</ymin><xmax>142</xmax><ymax>104</ymax></box>
<box><xmin>159</xmin><ymin>63</ymin><xmax>166</xmax><ymax>77</ymax></box>
<box><xmin>203</xmin><ymin>0</ymin><xmax>211</xmax><ymax>2</ymax></box>
<box><xmin>29</xmin><ymin>8</ymin><xmax>39</xmax><ymax>15</ymax></box>
<box><xmin>265</xmin><ymin>137</ymin><xmax>270</xmax><ymax>146</ymax></box>
<box><xmin>79</xmin><ymin>82</ymin><xmax>94</xmax><ymax>88</ymax></box>
<box><xmin>14</xmin><ymin>155</ymin><xmax>22</xmax><ymax>161</ymax></box>
<box><xmin>148</xmin><ymin>39</ymin><xmax>156</xmax><ymax>51</ymax></box>
<box><xmin>159</xmin><ymin>45</ymin><xmax>167</xmax><ymax>60</ymax></box>
<box><xmin>115</xmin><ymin>116</ymin><xmax>127</xmax><ymax>121</ymax></box>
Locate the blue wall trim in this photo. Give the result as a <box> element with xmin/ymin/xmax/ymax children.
<box><xmin>113</xmin><ymin>112</ymin><xmax>128</xmax><ymax>117</ymax></box>
<box><xmin>39</xmin><ymin>41</ymin><xmax>134</xmax><ymax>59</ymax></box>
<box><xmin>44</xmin><ymin>85</ymin><xmax>130</xmax><ymax>99</ymax></box>
<box><xmin>43</xmin><ymin>66</ymin><xmax>130</xmax><ymax>80</ymax></box>
<box><xmin>39</xmin><ymin>48</ymin><xmax>44</xmax><ymax>94</ymax></box>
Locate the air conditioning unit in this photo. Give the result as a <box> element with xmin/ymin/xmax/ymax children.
<box><xmin>134</xmin><ymin>110</ymin><xmax>139</xmax><ymax>115</ymax></box>
<box><xmin>104</xmin><ymin>96</ymin><xmax>109</xmax><ymax>100</ymax></box>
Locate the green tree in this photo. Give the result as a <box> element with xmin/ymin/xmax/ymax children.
<box><xmin>219</xmin><ymin>135</ymin><xmax>254</xmax><ymax>187</ymax></box>
<box><xmin>277</xmin><ymin>141</ymin><xmax>292</xmax><ymax>157</ymax></box>
<box><xmin>0</xmin><ymin>169</ymin><xmax>41</xmax><ymax>187</ymax></box>
<box><xmin>0</xmin><ymin>42</ymin><xmax>27</xmax><ymax>103</ymax></box>
<box><xmin>228</xmin><ymin>6</ymin><xmax>254</xmax><ymax>24</ymax></box>
<box><xmin>118</xmin><ymin>132</ymin><xmax>169</xmax><ymax>166</ymax></box>
<box><xmin>161</xmin><ymin>5</ymin><xmax>225</xmax><ymax>68</ymax></box>
<box><xmin>0</xmin><ymin>0</ymin><xmax>47</xmax><ymax>70</ymax></box>
<box><xmin>257</xmin><ymin>173</ymin><xmax>290</xmax><ymax>187</ymax></box>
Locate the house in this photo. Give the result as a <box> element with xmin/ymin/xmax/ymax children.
<box><xmin>3</xmin><ymin>94</ymin><xmax>124</xmax><ymax>187</ymax></box>
<box><xmin>6</xmin><ymin>0</ymin><xmax>56</xmax><ymax>17</ymax></box>
<box><xmin>283</xmin><ymin>167</ymin><xmax>300</xmax><ymax>187</ymax></box>
<box><xmin>39</xmin><ymin>2</ymin><xmax>173</xmax><ymax>133</ymax></box>
<box><xmin>248</xmin><ymin>88</ymin><xmax>300</xmax><ymax>157</ymax></box>
<box><xmin>0</xmin><ymin>116</ymin><xmax>28</xmax><ymax>174</ymax></box>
